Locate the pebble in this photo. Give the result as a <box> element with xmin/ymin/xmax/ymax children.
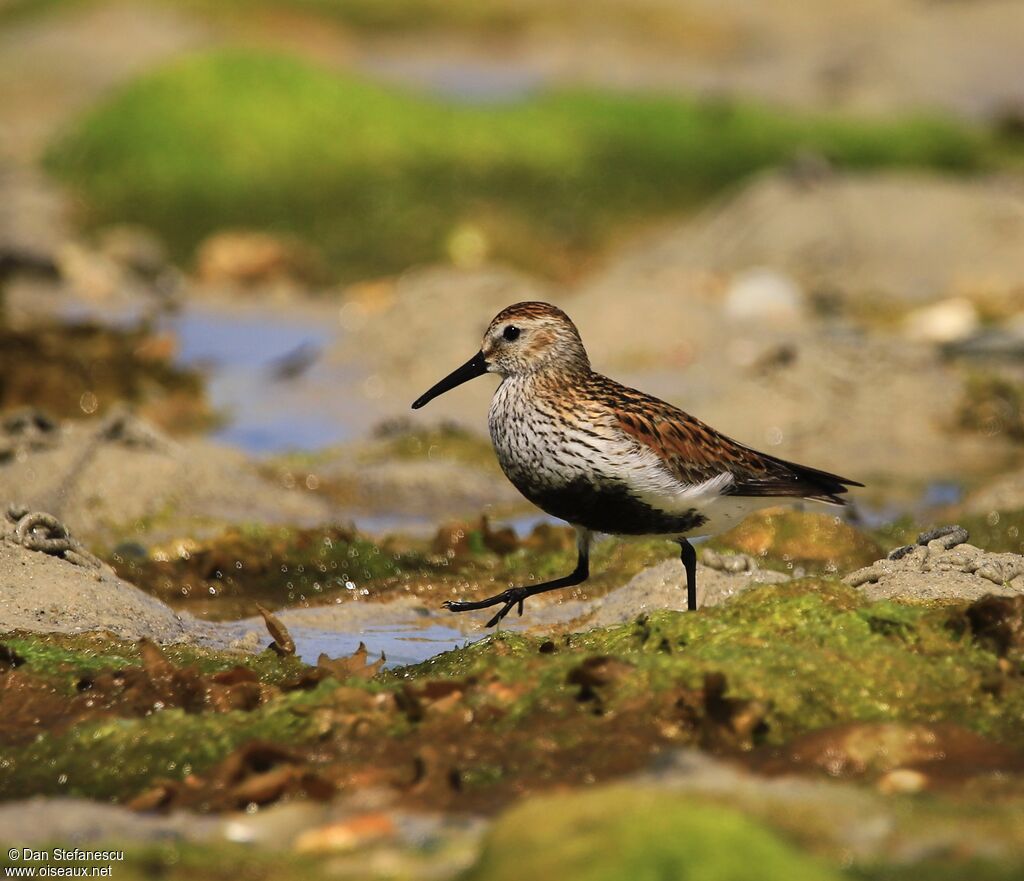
<box><xmin>876</xmin><ymin>769</ymin><xmax>928</xmax><ymax>796</ymax></box>
<box><xmin>903</xmin><ymin>298</ymin><xmax>979</xmax><ymax>344</ymax></box>
<box><xmin>723</xmin><ymin>268</ymin><xmax>806</xmax><ymax>326</ymax></box>
<box><xmin>293</xmin><ymin>812</ymin><xmax>397</xmax><ymax>854</ymax></box>
<box><xmin>700</xmin><ymin>548</ymin><xmax>758</xmax><ymax>573</ymax></box>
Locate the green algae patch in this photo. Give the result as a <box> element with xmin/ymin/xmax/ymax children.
<box><xmin>108</xmin><ymin>523</ymin><xmax>432</xmax><ymax>611</ymax></box>
<box><xmin>0</xmin><ymin>684</ymin><xmax>331</xmax><ymax>800</ymax></box>
<box><xmin>4</xmin><ymin>581</ymin><xmax>1023</xmax><ymax>811</ymax></box>
<box><xmin>404</xmin><ymin>579</ymin><xmax>1024</xmax><ymax>748</ymax></box>
<box><xmin>47</xmin><ymin>48</ymin><xmax>1000</xmax><ymax>282</ymax></box>
<box><xmin>109</xmin><ymin>522</ymin><xmax>675</xmax><ymax>615</ymax></box>
<box><xmin>464</xmin><ymin>784</ymin><xmax>841</xmax><ymax>881</ymax></box>
<box><xmin>0</xmin><ymin>631</ymin><xmax>343</xmax><ymax>801</ymax></box>
<box><xmin>0</xmin><ymin>631</ymin><xmax>308</xmax><ymax>685</ymax></box>
<box><xmin>709</xmin><ymin>509</ymin><xmax>882</xmax><ymax>574</ymax></box>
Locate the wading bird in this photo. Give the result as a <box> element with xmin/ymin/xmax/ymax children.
<box><xmin>412</xmin><ymin>302</ymin><xmax>860</xmax><ymax>627</ymax></box>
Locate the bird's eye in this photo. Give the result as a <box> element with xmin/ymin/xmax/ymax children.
<box><xmin>503</xmin><ymin>325</ymin><xmax>521</xmax><ymax>342</ymax></box>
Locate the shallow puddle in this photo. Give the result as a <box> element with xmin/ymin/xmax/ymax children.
<box><xmin>163</xmin><ymin>302</ymin><xmax>378</xmax><ymax>454</ymax></box>
<box><xmin>282</xmin><ymin>621</ymin><xmax>473</xmax><ymax>668</ymax></box>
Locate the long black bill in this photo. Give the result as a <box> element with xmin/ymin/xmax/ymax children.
<box><xmin>411</xmin><ymin>350</ymin><xmax>488</xmax><ymax>409</ymax></box>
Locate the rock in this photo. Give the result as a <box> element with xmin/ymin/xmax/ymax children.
<box><xmin>194</xmin><ymin>230</ymin><xmax>320</xmax><ymax>288</ymax></box>
<box><xmin>723</xmin><ymin>267</ymin><xmax>806</xmax><ymax>326</ymax></box>
<box><xmin>943</xmin><ymin>325</ymin><xmax>1024</xmax><ymax>359</ymax></box>
<box><xmin>0</xmin><ymin>797</ymin><xmax>220</xmax><ymax>846</ymax></box>
<box><xmin>293</xmin><ymin>812</ymin><xmax>397</xmax><ymax>853</ymax></box>
<box><xmin>0</xmin><ymin>539</ymin><xmax>194</xmax><ymax>643</ymax></box>
<box><xmin>54</xmin><ymin>241</ymin><xmax>123</xmax><ymax>301</ymax></box>
<box><xmin>903</xmin><ymin>297</ymin><xmax>979</xmax><ymax>344</ymax></box>
<box><xmin>96</xmin><ymin>224</ymin><xmax>167</xmax><ymax>276</ymax></box>
<box><xmin>845</xmin><ymin>538</ymin><xmax>1024</xmax><ymax>602</ymax></box>
<box><xmin>876</xmin><ymin>769</ymin><xmax>928</xmax><ymax>795</ymax></box>
<box><xmin>715</xmin><ymin>509</ymin><xmax>881</xmax><ymax>574</ymax></box>
<box><xmin>0</xmin><ymin>415</ymin><xmax>330</xmax><ymax>546</ymax></box>
<box><xmin>639</xmin><ymin>750</ymin><xmax>1024</xmax><ymax>863</ymax></box>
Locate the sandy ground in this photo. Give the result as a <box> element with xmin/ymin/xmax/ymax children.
<box><xmin>0</xmin><ymin>538</ymin><xmax>199</xmax><ymax>643</ymax></box>
<box><xmin>0</xmin><ymin>416</ymin><xmax>332</xmax><ymax>545</ymax></box>
<box><xmin>0</xmin><ymin>2</ymin><xmax>210</xmax><ymax>163</ymax></box>
<box><xmin>590</xmin><ymin>169</ymin><xmax>1024</xmax><ymax>309</ymax></box>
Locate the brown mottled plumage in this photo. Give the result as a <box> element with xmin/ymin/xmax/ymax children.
<box><xmin>412</xmin><ymin>301</ymin><xmax>861</xmax><ymax>627</ymax></box>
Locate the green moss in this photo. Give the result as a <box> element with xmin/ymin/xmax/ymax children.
<box><xmin>110</xmin><ymin>521</ymin><xmax>676</xmax><ymax>613</ymax></box>
<box><xmin>0</xmin><ymin>682</ymin><xmax>333</xmax><ymax>800</ymax></box>
<box><xmin>109</xmin><ymin>523</ymin><xmax>434</xmax><ymax>609</ymax></box>
<box><xmin>46</xmin><ymin>48</ymin><xmax>1005</xmax><ymax>282</ymax></box>
<box><xmin>464</xmin><ymin>784</ymin><xmax>842</xmax><ymax>881</ymax></box>
<box><xmin>407</xmin><ymin>580</ymin><xmax>1024</xmax><ymax>746</ymax></box>
<box><xmin>1</xmin><ymin>631</ymin><xmax>309</xmax><ymax>685</ymax></box>
<box><xmin>4</xmin><ymin>580</ymin><xmax>1022</xmax><ymax>808</ymax></box>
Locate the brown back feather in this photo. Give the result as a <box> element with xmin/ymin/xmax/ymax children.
<box><xmin>589</xmin><ymin>373</ymin><xmax>862</xmax><ymax>503</ymax></box>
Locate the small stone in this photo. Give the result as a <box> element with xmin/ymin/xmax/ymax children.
<box><xmin>723</xmin><ymin>268</ymin><xmax>806</xmax><ymax>326</ymax></box>
<box><xmin>903</xmin><ymin>298</ymin><xmax>979</xmax><ymax>345</ymax></box>
<box><xmin>194</xmin><ymin>230</ymin><xmax>320</xmax><ymax>288</ymax></box>
<box><xmin>97</xmin><ymin>224</ymin><xmax>167</xmax><ymax>275</ymax></box>
<box><xmin>293</xmin><ymin>812</ymin><xmax>397</xmax><ymax>853</ymax></box>
<box><xmin>876</xmin><ymin>768</ymin><xmax>928</xmax><ymax>795</ymax></box>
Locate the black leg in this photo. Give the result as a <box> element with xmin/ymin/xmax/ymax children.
<box><xmin>445</xmin><ymin>528</ymin><xmax>591</xmax><ymax>627</ymax></box>
<box><xmin>677</xmin><ymin>538</ymin><xmax>698</xmax><ymax>611</ymax></box>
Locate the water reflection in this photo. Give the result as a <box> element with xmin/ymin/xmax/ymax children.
<box><xmin>164</xmin><ymin>303</ymin><xmax>378</xmax><ymax>454</ymax></box>
<box><xmin>285</xmin><ymin>621</ymin><xmax>473</xmax><ymax>668</ymax></box>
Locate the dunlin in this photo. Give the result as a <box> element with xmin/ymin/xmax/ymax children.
<box><xmin>412</xmin><ymin>301</ymin><xmax>861</xmax><ymax>626</ymax></box>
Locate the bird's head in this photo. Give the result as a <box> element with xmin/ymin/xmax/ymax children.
<box><xmin>411</xmin><ymin>301</ymin><xmax>590</xmax><ymax>409</ymax></box>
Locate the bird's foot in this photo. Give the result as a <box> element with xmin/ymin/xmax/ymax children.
<box><xmin>444</xmin><ymin>587</ymin><xmax>530</xmax><ymax>628</ymax></box>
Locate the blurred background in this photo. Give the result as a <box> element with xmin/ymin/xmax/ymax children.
<box><xmin>3</xmin><ymin>2</ymin><xmax>1024</xmax><ymax>877</ymax></box>
<box><xmin>2</xmin><ymin>0</ymin><xmax>1024</xmax><ymax>534</ymax></box>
